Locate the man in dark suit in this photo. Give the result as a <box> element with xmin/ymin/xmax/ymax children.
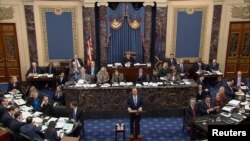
<box><xmin>209</xmin><ymin>59</ymin><xmax>219</xmax><ymax>71</ymax></box>
<box><xmin>76</xmin><ymin>67</ymin><xmax>92</xmax><ymax>84</ymax></box>
<box><xmin>71</xmin><ymin>54</ymin><xmax>84</xmax><ymax>68</ymax></box>
<box><xmin>1</xmin><ymin>105</ymin><xmax>18</xmax><ymax>127</ymax></box>
<box><xmin>26</xmin><ymin>62</ymin><xmax>42</xmax><ymax>76</ymax></box>
<box><xmin>136</xmin><ymin>68</ymin><xmax>148</xmax><ymax>83</ymax></box>
<box><xmin>0</xmin><ymin>97</ymin><xmax>9</xmax><ymax>119</ymax></box>
<box><xmin>234</xmin><ymin>70</ymin><xmax>246</xmax><ymax>88</ymax></box>
<box><xmin>69</xmin><ymin>101</ymin><xmax>83</xmax><ymax>123</ymax></box>
<box><xmin>196</xmin><ymin>74</ymin><xmax>205</xmax><ymax>88</ymax></box>
<box><xmin>198</xmin><ymin>96</ymin><xmax>218</xmax><ymax>116</ymax></box>
<box><xmin>20</xmin><ymin>116</ymin><xmax>42</xmax><ymax>141</ymax></box>
<box><xmin>127</xmin><ymin>88</ymin><xmax>143</xmax><ymax>138</ymax></box>
<box><xmin>56</xmin><ymin>72</ymin><xmax>68</xmax><ymax>86</ymax></box>
<box><xmin>223</xmin><ymin>78</ymin><xmax>236</xmax><ymax>101</ymax></box>
<box><xmin>123</xmin><ymin>52</ymin><xmax>135</xmax><ymax>67</ymax></box>
<box><xmin>196</xmin><ymin>84</ymin><xmax>206</xmax><ymax>101</ymax></box>
<box><xmin>176</xmin><ymin>59</ymin><xmax>187</xmax><ymax>78</ymax></box>
<box><xmin>167</xmin><ymin>53</ymin><xmax>177</xmax><ymax>68</ymax></box>
<box><xmin>184</xmin><ymin>97</ymin><xmax>197</xmax><ymax>127</ymax></box>
<box><xmin>69</xmin><ymin>62</ymin><xmax>80</xmax><ymax>81</ymax></box>
<box><xmin>193</xmin><ymin>59</ymin><xmax>205</xmax><ymax>72</ymax></box>
<box><xmin>7</xmin><ymin>76</ymin><xmax>22</xmax><ymax>93</ymax></box>
<box><xmin>9</xmin><ymin>111</ymin><xmax>26</xmax><ymax>137</ymax></box>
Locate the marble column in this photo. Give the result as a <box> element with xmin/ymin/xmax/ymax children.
<box><xmin>143</xmin><ymin>6</ymin><xmax>152</xmax><ymax>63</ymax></box>
<box><xmin>99</xmin><ymin>6</ymin><xmax>108</xmax><ymax>67</ymax></box>
<box><xmin>24</xmin><ymin>5</ymin><xmax>38</xmax><ymax>63</ymax></box>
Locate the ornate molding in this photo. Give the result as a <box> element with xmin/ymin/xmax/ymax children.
<box><xmin>231</xmin><ymin>5</ymin><xmax>250</xmax><ymax>19</ymax></box>
<box><xmin>0</xmin><ymin>6</ymin><xmax>14</xmax><ymax>20</ymax></box>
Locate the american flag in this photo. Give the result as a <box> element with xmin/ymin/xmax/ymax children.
<box><xmin>87</xmin><ymin>37</ymin><xmax>93</xmax><ymax>66</ymax></box>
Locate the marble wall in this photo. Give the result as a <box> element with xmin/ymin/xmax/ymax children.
<box><xmin>24</xmin><ymin>5</ymin><xmax>38</xmax><ymax>64</ymax></box>
<box><xmin>155</xmin><ymin>7</ymin><xmax>167</xmax><ymax>60</ymax></box>
<box><xmin>209</xmin><ymin>5</ymin><xmax>222</xmax><ymax>63</ymax></box>
<box><xmin>99</xmin><ymin>6</ymin><xmax>108</xmax><ymax>67</ymax></box>
<box><xmin>83</xmin><ymin>7</ymin><xmax>96</xmax><ymax>64</ymax></box>
<box><xmin>143</xmin><ymin>6</ymin><xmax>152</xmax><ymax>63</ymax></box>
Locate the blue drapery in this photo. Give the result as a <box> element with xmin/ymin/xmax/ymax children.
<box><xmin>106</xmin><ymin>3</ymin><xmax>144</xmax><ymax>64</ymax></box>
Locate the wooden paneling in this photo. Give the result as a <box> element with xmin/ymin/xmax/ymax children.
<box><xmin>225</xmin><ymin>22</ymin><xmax>250</xmax><ymax>78</ymax></box>
<box><xmin>0</xmin><ymin>23</ymin><xmax>21</xmax><ymax>82</ymax></box>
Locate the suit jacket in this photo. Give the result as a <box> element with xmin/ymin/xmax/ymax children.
<box><xmin>26</xmin><ymin>66</ymin><xmax>42</xmax><ymax>76</ymax></box>
<box><xmin>184</xmin><ymin>105</ymin><xmax>197</xmax><ymax>126</ymax></box>
<box><xmin>123</xmin><ymin>57</ymin><xmax>135</xmax><ymax>66</ymax></box>
<box><xmin>96</xmin><ymin>72</ymin><xmax>109</xmax><ymax>84</ymax></box>
<box><xmin>53</xmin><ymin>92</ymin><xmax>65</xmax><ymax>105</ymax></box>
<box><xmin>127</xmin><ymin>95</ymin><xmax>143</xmax><ymax>110</ymax></box>
<box><xmin>111</xmin><ymin>74</ymin><xmax>124</xmax><ymax>83</ymax></box>
<box><xmin>136</xmin><ymin>73</ymin><xmax>148</xmax><ymax>83</ymax></box>
<box><xmin>193</xmin><ymin>62</ymin><xmax>205</xmax><ymax>72</ymax></box>
<box><xmin>41</xmin><ymin>103</ymin><xmax>53</xmax><ymax>116</ymax></box>
<box><xmin>69</xmin><ymin>108</ymin><xmax>83</xmax><ymax>122</ymax></box>
<box><xmin>1</xmin><ymin>112</ymin><xmax>13</xmax><ymax>127</ymax></box>
<box><xmin>46</xmin><ymin>66</ymin><xmax>56</xmax><ymax>75</ymax></box>
<box><xmin>196</xmin><ymin>91</ymin><xmax>206</xmax><ymax>101</ymax></box>
<box><xmin>86</xmin><ymin>67</ymin><xmax>97</xmax><ymax>76</ymax></box>
<box><xmin>71</xmin><ymin>58</ymin><xmax>84</xmax><ymax>67</ymax></box>
<box><xmin>176</xmin><ymin>64</ymin><xmax>187</xmax><ymax>74</ymax></box>
<box><xmin>167</xmin><ymin>58</ymin><xmax>177</xmax><ymax>67</ymax></box>
<box><xmin>209</xmin><ymin>63</ymin><xmax>219</xmax><ymax>71</ymax></box>
<box><xmin>223</xmin><ymin>83</ymin><xmax>235</xmax><ymax>101</ymax></box>
<box><xmin>56</xmin><ymin>76</ymin><xmax>68</xmax><ymax>86</ymax></box>
<box><xmin>198</xmin><ymin>101</ymin><xmax>215</xmax><ymax>116</ymax></box>
<box><xmin>7</xmin><ymin>82</ymin><xmax>22</xmax><ymax>92</ymax></box>
<box><xmin>76</xmin><ymin>73</ymin><xmax>92</xmax><ymax>83</ymax></box>
<box><xmin>234</xmin><ymin>77</ymin><xmax>246</xmax><ymax>86</ymax></box>
<box><xmin>10</xmin><ymin>119</ymin><xmax>26</xmax><ymax>135</ymax></box>
<box><xmin>45</xmin><ymin>128</ymin><xmax>60</xmax><ymax>141</ymax></box>
<box><xmin>20</xmin><ymin>124</ymin><xmax>42</xmax><ymax>141</ymax></box>
<box><xmin>0</xmin><ymin>104</ymin><xmax>8</xmax><ymax>119</ymax></box>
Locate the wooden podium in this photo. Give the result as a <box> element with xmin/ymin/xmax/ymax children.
<box><xmin>129</xmin><ymin>111</ymin><xmax>144</xmax><ymax>141</ymax></box>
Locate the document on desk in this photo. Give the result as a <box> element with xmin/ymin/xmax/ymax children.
<box><xmin>56</xmin><ymin>121</ymin><xmax>65</xmax><ymax>129</ymax></box>
<box><xmin>228</xmin><ymin>100</ymin><xmax>241</xmax><ymax>107</ymax></box>
<box><xmin>48</xmin><ymin>117</ymin><xmax>58</xmax><ymax>122</ymax></box>
<box><xmin>13</xmin><ymin>99</ymin><xmax>26</xmax><ymax>106</ymax></box>
<box><xmin>63</xmin><ymin>123</ymin><xmax>74</xmax><ymax>132</ymax></box>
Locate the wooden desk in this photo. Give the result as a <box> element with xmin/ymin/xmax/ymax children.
<box><xmin>61</xmin><ymin>136</ymin><xmax>80</xmax><ymax>141</ymax></box>
<box><xmin>0</xmin><ymin>128</ymin><xmax>11</xmax><ymax>141</ymax></box>
<box><xmin>107</xmin><ymin>66</ymin><xmax>153</xmax><ymax>83</ymax></box>
<box><xmin>27</xmin><ymin>76</ymin><xmax>56</xmax><ymax>89</ymax></box>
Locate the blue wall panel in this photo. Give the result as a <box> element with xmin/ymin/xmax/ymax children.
<box><xmin>46</xmin><ymin>12</ymin><xmax>74</xmax><ymax>59</ymax></box>
<box><xmin>176</xmin><ymin>11</ymin><xmax>202</xmax><ymax>58</ymax></box>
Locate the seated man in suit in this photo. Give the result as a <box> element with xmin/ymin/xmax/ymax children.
<box><xmin>123</xmin><ymin>52</ymin><xmax>135</xmax><ymax>67</ymax></box>
<box><xmin>56</xmin><ymin>72</ymin><xmax>68</xmax><ymax>86</ymax></box>
<box><xmin>96</xmin><ymin>67</ymin><xmax>110</xmax><ymax>84</ymax></box>
<box><xmin>198</xmin><ymin>96</ymin><xmax>219</xmax><ymax>116</ymax></box>
<box><xmin>193</xmin><ymin>58</ymin><xmax>205</xmax><ymax>72</ymax></box>
<box><xmin>45</xmin><ymin>121</ymin><xmax>61</xmax><ymax>141</ymax></box>
<box><xmin>26</xmin><ymin>62</ymin><xmax>42</xmax><ymax>77</ymax></box>
<box><xmin>69</xmin><ymin>62</ymin><xmax>80</xmax><ymax>81</ymax></box>
<box><xmin>10</xmin><ymin>111</ymin><xmax>26</xmax><ymax>137</ymax></box>
<box><xmin>196</xmin><ymin>74</ymin><xmax>207</xmax><ymax>89</ymax></box>
<box><xmin>111</xmin><ymin>69</ymin><xmax>124</xmax><ymax>83</ymax></box>
<box><xmin>127</xmin><ymin>88</ymin><xmax>143</xmax><ymax>138</ymax></box>
<box><xmin>69</xmin><ymin>101</ymin><xmax>83</xmax><ymax>123</ymax></box>
<box><xmin>234</xmin><ymin>70</ymin><xmax>246</xmax><ymax>88</ymax></box>
<box><xmin>20</xmin><ymin>116</ymin><xmax>42</xmax><ymax>141</ymax></box>
<box><xmin>53</xmin><ymin>85</ymin><xmax>65</xmax><ymax>106</ymax></box>
<box><xmin>46</xmin><ymin>62</ymin><xmax>56</xmax><ymax>75</ymax></box>
<box><xmin>223</xmin><ymin>78</ymin><xmax>236</xmax><ymax>101</ymax></box>
<box><xmin>167</xmin><ymin>53</ymin><xmax>177</xmax><ymax>69</ymax></box>
<box><xmin>76</xmin><ymin>67</ymin><xmax>92</xmax><ymax>84</ymax></box>
<box><xmin>209</xmin><ymin>59</ymin><xmax>219</xmax><ymax>72</ymax></box>
<box><xmin>0</xmin><ymin>97</ymin><xmax>9</xmax><ymax>119</ymax></box>
<box><xmin>7</xmin><ymin>76</ymin><xmax>22</xmax><ymax>93</ymax></box>
<box><xmin>184</xmin><ymin>97</ymin><xmax>197</xmax><ymax>127</ymax></box>
<box><xmin>176</xmin><ymin>59</ymin><xmax>187</xmax><ymax>78</ymax></box>
<box><xmin>136</xmin><ymin>68</ymin><xmax>148</xmax><ymax>83</ymax></box>
<box><xmin>196</xmin><ymin>84</ymin><xmax>206</xmax><ymax>101</ymax></box>
<box><xmin>1</xmin><ymin>105</ymin><xmax>18</xmax><ymax>127</ymax></box>
<box><xmin>71</xmin><ymin>54</ymin><xmax>84</xmax><ymax>67</ymax></box>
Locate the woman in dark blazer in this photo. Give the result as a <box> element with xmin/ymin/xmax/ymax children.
<box><xmin>26</xmin><ymin>91</ymin><xmax>43</xmax><ymax>112</ymax></box>
<box><xmin>45</xmin><ymin>121</ymin><xmax>61</xmax><ymax>141</ymax></box>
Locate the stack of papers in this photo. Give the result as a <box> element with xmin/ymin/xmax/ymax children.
<box><xmin>47</xmin><ymin>117</ymin><xmax>58</xmax><ymax>123</ymax></box>
<box><xmin>107</xmin><ymin>64</ymin><xmax>113</xmax><ymax>67</ymax></box>
<box><xmin>62</xmin><ymin>123</ymin><xmax>74</xmax><ymax>133</ymax></box>
<box><xmin>240</xmin><ymin>86</ymin><xmax>248</xmax><ymax>90</ymax></box>
<box><xmin>222</xmin><ymin>106</ymin><xmax>235</xmax><ymax>112</ymax></box>
<box><xmin>235</xmin><ymin>92</ymin><xmax>244</xmax><ymax>96</ymax></box>
<box><xmin>228</xmin><ymin>100</ymin><xmax>241</xmax><ymax>107</ymax></box>
<box><xmin>55</xmin><ymin>117</ymin><xmax>69</xmax><ymax>128</ymax></box>
<box><xmin>20</xmin><ymin>105</ymin><xmax>33</xmax><ymax>111</ymax></box>
<box><xmin>100</xmin><ymin>83</ymin><xmax>111</xmax><ymax>87</ymax></box>
<box><xmin>32</xmin><ymin>111</ymin><xmax>43</xmax><ymax>117</ymax></box>
<box><xmin>47</xmin><ymin>74</ymin><xmax>53</xmax><ymax>78</ymax></box>
<box><xmin>13</xmin><ymin>99</ymin><xmax>26</xmax><ymax>106</ymax></box>
<box><xmin>126</xmin><ymin>82</ymin><xmax>133</xmax><ymax>86</ymax></box>
<box><xmin>214</xmin><ymin>71</ymin><xmax>223</xmax><ymax>75</ymax></box>
<box><xmin>33</xmin><ymin>117</ymin><xmax>43</xmax><ymax>124</ymax></box>
<box><xmin>22</xmin><ymin>112</ymin><xmax>33</xmax><ymax>120</ymax></box>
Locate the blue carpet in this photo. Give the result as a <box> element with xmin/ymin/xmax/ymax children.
<box><xmin>83</xmin><ymin>117</ymin><xmax>188</xmax><ymax>141</ymax></box>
